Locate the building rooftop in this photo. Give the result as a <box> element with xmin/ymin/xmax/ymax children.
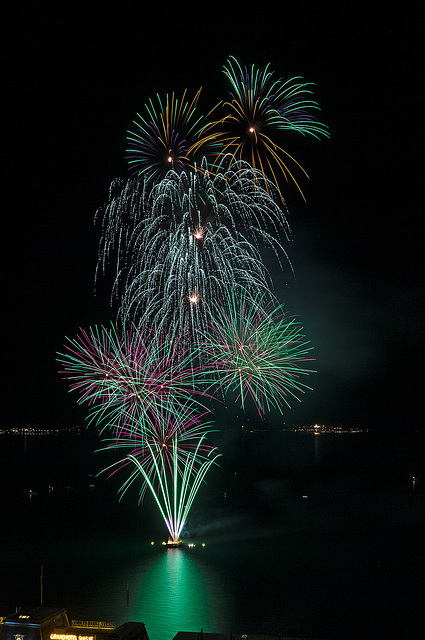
<box><xmin>3</xmin><ymin>608</ymin><xmax>68</xmax><ymax>624</ymax></box>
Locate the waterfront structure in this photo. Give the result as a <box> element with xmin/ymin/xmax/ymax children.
<box><xmin>0</xmin><ymin>608</ymin><xmax>148</xmax><ymax>640</ymax></box>
<box><xmin>173</xmin><ymin>633</ymin><xmax>325</xmax><ymax>640</ymax></box>
<box><xmin>0</xmin><ymin>611</ymin><xmax>327</xmax><ymax>640</ymax></box>
<box><xmin>0</xmin><ymin>427</ymin><xmax>82</xmax><ymax>436</ymax></box>
<box><xmin>283</xmin><ymin>424</ymin><xmax>367</xmax><ymax>434</ymax></box>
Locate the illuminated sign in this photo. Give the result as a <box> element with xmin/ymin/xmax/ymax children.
<box><xmin>50</xmin><ymin>635</ymin><xmax>94</xmax><ymax>640</ymax></box>
<box><xmin>71</xmin><ymin>622</ymin><xmax>115</xmax><ymax>630</ymax></box>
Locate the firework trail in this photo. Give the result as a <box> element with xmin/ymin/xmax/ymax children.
<box><xmin>210</xmin><ymin>56</ymin><xmax>329</xmax><ymax>199</ymax></box>
<box><xmin>101</xmin><ymin>408</ymin><xmax>220</xmax><ymax>543</ymax></box>
<box><xmin>201</xmin><ymin>288</ymin><xmax>315</xmax><ymax>417</ymax></box>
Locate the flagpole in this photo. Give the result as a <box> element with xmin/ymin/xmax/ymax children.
<box><xmin>126</xmin><ymin>582</ymin><xmax>129</xmax><ymax>623</ymax></box>
<box><xmin>40</xmin><ymin>565</ymin><xmax>43</xmax><ymax>607</ymax></box>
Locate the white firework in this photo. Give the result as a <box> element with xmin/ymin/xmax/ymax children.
<box><xmin>96</xmin><ymin>157</ymin><xmax>293</xmax><ymax>337</ymax></box>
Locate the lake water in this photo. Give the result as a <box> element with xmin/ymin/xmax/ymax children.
<box><xmin>0</xmin><ymin>429</ymin><xmax>424</xmax><ymax>639</ymax></box>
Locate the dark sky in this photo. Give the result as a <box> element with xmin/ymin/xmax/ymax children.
<box><xmin>3</xmin><ymin>2</ymin><xmax>423</xmax><ymax>433</ymax></box>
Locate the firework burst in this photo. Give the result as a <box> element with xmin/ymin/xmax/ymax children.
<box><xmin>211</xmin><ymin>56</ymin><xmax>329</xmax><ymax>199</ymax></box>
<box><xmin>126</xmin><ymin>88</ymin><xmax>223</xmax><ymax>184</ymax></box>
<box><xmin>58</xmin><ymin>323</ymin><xmax>208</xmax><ymax>437</ymax></box>
<box><xmin>97</xmin><ymin>157</ymin><xmax>292</xmax><ymax>336</ymax></box>
<box><xmin>202</xmin><ymin>289</ymin><xmax>315</xmax><ymax>416</ymax></box>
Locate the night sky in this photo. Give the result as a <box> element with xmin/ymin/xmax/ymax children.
<box><xmin>3</xmin><ymin>2</ymin><xmax>423</xmax><ymax>433</ymax></box>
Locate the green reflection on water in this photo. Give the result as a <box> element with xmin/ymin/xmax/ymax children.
<box><xmin>133</xmin><ymin>549</ymin><xmax>210</xmax><ymax>640</ymax></box>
